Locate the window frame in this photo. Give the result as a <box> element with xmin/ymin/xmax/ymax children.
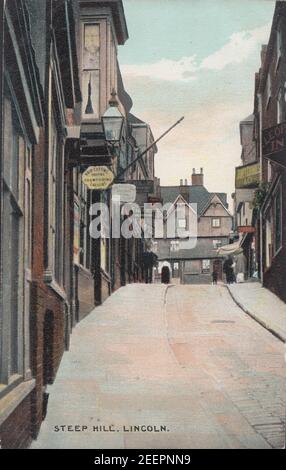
<box><xmin>81</xmin><ymin>21</ymin><xmax>101</xmax><ymax>121</ymax></box>
<box><xmin>212</xmin><ymin>218</ymin><xmax>221</xmax><ymax>228</ymax></box>
<box><xmin>0</xmin><ymin>90</ymin><xmax>32</xmax><ymax>386</ymax></box>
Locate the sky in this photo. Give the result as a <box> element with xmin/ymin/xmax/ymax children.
<box><xmin>118</xmin><ymin>0</ymin><xmax>276</xmax><ymax>205</ymax></box>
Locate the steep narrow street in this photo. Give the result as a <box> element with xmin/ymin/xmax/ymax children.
<box><xmin>32</xmin><ymin>284</ymin><xmax>286</xmax><ymax>449</ymax></box>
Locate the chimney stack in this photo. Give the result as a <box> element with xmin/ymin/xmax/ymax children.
<box><xmin>191</xmin><ymin>168</ymin><xmax>204</xmax><ymax>186</ymax></box>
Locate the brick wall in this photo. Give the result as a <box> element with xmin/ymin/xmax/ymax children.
<box><xmin>0</xmin><ymin>395</ymin><xmax>32</xmax><ymax>449</ymax></box>
<box><xmin>263</xmin><ymin>171</ymin><xmax>286</xmax><ymax>303</ymax></box>
<box><xmin>30</xmin><ymin>282</ymin><xmax>65</xmax><ymax>438</ymax></box>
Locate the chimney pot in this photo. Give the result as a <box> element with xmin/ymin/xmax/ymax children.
<box><xmin>180</xmin><ymin>179</ymin><xmax>183</xmax><ymax>186</ymax></box>
<box><xmin>185</xmin><ymin>179</ymin><xmax>188</xmax><ymax>186</ymax></box>
<box><xmin>191</xmin><ymin>168</ymin><xmax>204</xmax><ymax>186</ymax></box>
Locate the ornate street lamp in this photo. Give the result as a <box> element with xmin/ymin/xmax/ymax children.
<box><xmin>102</xmin><ymin>89</ymin><xmax>124</xmax><ymax>144</ymax></box>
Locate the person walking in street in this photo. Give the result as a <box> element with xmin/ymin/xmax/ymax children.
<box><xmin>212</xmin><ymin>269</ymin><xmax>218</xmax><ymax>285</ymax></box>
<box><xmin>223</xmin><ymin>256</ymin><xmax>235</xmax><ymax>284</ymax></box>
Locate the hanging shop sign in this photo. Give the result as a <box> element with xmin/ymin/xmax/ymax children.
<box><xmin>262</xmin><ymin>121</ymin><xmax>286</xmax><ymax>165</ymax></box>
<box><xmin>112</xmin><ymin>184</ymin><xmax>136</xmax><ymax>203</ymax></box>
<box><xmin>235</xmin><ymin>162</ymin><xmax>260</xmax><ymax>189</ymax></box>
<box><xmin>238</xmin><ymin>226</ymin><xmax>256</xmax><ymax>234</ymax></box>
<box><xmin>82</xmin><ymin>166</ymin><xmax>114</xmax><ymax>190</ymax></box>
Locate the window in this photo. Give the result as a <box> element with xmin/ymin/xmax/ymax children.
<box><xmin>277</xmin><ymin>88</ymin><xmax>284</xmax><ymax>124</ymax></box>
<box><xmin>78</xmin><ymin>180</ymin><xmax>92</xmax><ymax>269</ymax></box>
<box><xmin>212</xmin><ymin>218</ymin><xmax>221</xmax><ymax>228</ymax></box>
<box><xmin>152</xmin><ymin>241</ymin><xmax>158</xmax><ymax>253</ymax></box>
<box><xmin>48</xmin><ymin>110</ymin><xmax>64</xmax><ymax>285</ymax></box>
<box><xmin>265</xmin><ymin>209</ymin><xmax>272</xmax><ymax>269</ymax></box>
<box><xmin>274</xmin><ymin>185</ymin><xmax>282</xmax><ymax>254</ymax></box>
<box><xmin>213</xmin><ymin>239</ymin><xmax>222</xmax><ymax>249</ymax></box>
<box><xmin>276</xmin><ymin>26</ymin><xmax>282</xmax><ymax>69</ymax></box>
<box><xmin>178</xmin><ymin>218</ymin><xmax>186</xmax><ymax>228</ymax></box>
<box><xmin>1</xmin><ymin>94</ymin><xmax>31</xmax><ymax>384</ymax></box>
<box><xmin>266</xmin><ymin>74</ymin><xmax>271</xmax><ymax>106</ymax></box>
<box><xmin>202</xmin><ymin>259</ymin><xmax>210</xmax><ymax>273</ymax></box>
<box><xmin>82</xmin><ymin>23</ymin><xmax>100</xmax><ymax>119</ymax></box>
<box><xmin>170</xmin><ymin>240</ymin><xmax>179</xmax><ymax>252</ymax></box>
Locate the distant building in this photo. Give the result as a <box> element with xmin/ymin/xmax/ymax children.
<box><xmin>155</xmin><ymin>169</ymin><xmax>233</xmax><ymax>284</ymax></box>
<box><xmin>232</xmin><ymin>113</ymin><xmax>260</xmax><ymax>278</ymax></box>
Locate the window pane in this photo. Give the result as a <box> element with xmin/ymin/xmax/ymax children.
<box><xmin>83</xmin><ymin>24</ymin><xmax>100</xmax><ymax>70</ymax></box>
<box><xmin>10</xmin><ymin>209</ymin><xmax>20</xmax><ymax>374</ymax></box>
<box><xmin>82</xmin><ymin>70</ymin><xmax>100</xmax><ymax>119</ymax></box>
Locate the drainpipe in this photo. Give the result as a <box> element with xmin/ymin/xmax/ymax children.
<box><xmin>258</xmin><ymin>92</ymin><xmax>263</xmax><ymax>285</ymax></box>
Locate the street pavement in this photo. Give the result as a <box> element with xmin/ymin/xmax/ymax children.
<box><xmin>31</xmin><ymin>284</ymin><xmax>286</xmax><ymax>449</ymax></box>
<box><xmin>227</xmin><ymin>282</ymin><xmax>286</xmax><ymax>342</ymax></box>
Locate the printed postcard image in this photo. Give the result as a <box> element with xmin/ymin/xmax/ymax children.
<box><xmin>0</xmin><ymin>0</ymin><xmax>285</xmax><ymax>458</ymax></box>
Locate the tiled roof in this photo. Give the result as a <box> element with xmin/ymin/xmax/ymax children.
<box><xmin>160</xmin><ymin>186</ymin><xmax>228</xmax><ymax>215</ymax></box>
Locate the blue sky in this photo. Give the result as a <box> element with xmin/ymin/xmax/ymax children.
<box><xmin>118</xmin><ymin>0</ymin><xmax>276</xmax><ymax>203</ymax></box>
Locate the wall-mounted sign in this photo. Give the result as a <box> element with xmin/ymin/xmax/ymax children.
<box><xmin>112</xmin><ymin>184</ymin><xmax>136</xmax><ymax>203</ymax></box>
<box><xmin>262</xmin><ymin>121</ymin><xmax>286</xmax><ymax>165</ymax></box>
<box><xmin>82</xmin><ymin>166</ymin><xmax>114</xmax><ymax>190</ymax></box>
<box><xmin>235</xmin><ymin>162</ymin><xmax>260</xmax><ymax>189</ymax></box>
<box><xmin>238</xmin><ymin>226</ymin><xmax>256</xmax><ymax>233</ymax></box>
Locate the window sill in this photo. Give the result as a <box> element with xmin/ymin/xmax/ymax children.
<box><xmin>74</xmin><ymin>263</ymin><xmax>93</xmax><ymax>277</ymax></box>
<box><xmin>44</xmin><ymin>273</ymin><xmax>67</xmax><ymax>301</ymax></box>
<box><xmin>0</xmin><ymin>378</ymin><xmax>35</xmax><ymax>427</ymax></box>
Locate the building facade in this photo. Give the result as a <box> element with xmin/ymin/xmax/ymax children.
<box><xmin>255</xmin><ymin>1</ymin><xmax>286</xmax><ymax>302</ymax></box>
<box><xmin>232</xmin><ymin>114</ymin><xmax>260</xmax><ymax>279</ymax></box>
<box><xmin>155</xmin><ymin>169</ymin><xmax>233</xmax><ymax>284</ymax></box>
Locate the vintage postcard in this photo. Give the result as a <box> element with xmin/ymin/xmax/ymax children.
<box><xmin>0</xmin><ymin>0</ymin><xmax>285</xmax><ymax>456</ymax></box>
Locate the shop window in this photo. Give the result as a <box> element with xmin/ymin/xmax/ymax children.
<box><xmin>202</xmin><ymin>259</ymin><xmax>210</xmax><ymax>273</ymax></box>
<box><xmin>265</xmin><ymin>209</ymin><xmax>272</xmax><ymax>269</ymax></box>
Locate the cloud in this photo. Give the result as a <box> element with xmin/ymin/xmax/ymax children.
<box><xmin>121</xmin><ymin>21</ymin><xmax>271</xmax><ymax>82</ymax></box>
<box><xmin>200</xmin><ymin>21</ymin><xmax>271</xmax><ymax>71</ymax></box>
<box><xmin>121</xmin><ymin>56</ymin><xmax>198</xmax><ymax>82</ymax></box>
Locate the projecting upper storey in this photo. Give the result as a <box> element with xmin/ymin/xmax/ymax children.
<box><xmin>79</xmin><ymin>0</ymin><xmax>129</xmax><ymax>45</ymax></box>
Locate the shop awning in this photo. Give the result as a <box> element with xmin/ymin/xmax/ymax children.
<box><xmin>217</xmin><ymin>242</ymin><xmax>243</xmax><ymax>256</ymax></box>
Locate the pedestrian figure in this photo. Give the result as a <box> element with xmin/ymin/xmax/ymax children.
<box><xmin>212</xmin><ymin>270</ymin><xmax>218</xmax><ymax>285</ymax></box>
<box><xmin>223</xmin><ymin>255</ymin><xmax>235</xmax><ymax>284</ymax></box>
<box><xmin>161</xmin><ymin>266</ymin><xmax>170</xmax><ymax>284</ymax></box>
